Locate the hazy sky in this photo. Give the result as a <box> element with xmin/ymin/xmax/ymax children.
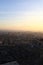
<box><xmin>0</xmin><ymin>0</ymin><xmax>43</xmax><ymax>32</ymax></box>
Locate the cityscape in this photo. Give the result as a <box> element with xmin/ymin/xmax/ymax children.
<box><xmin>0</xmin><ymin>31</ymin><xmax>43</xmax><ymax>65</ymax></box>
<box><xmin>0</xmin><ymin>0</ymin><xmax>43</xmax><ymax>65</ymax></box>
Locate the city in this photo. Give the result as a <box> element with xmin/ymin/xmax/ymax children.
<box><xmin>0</xmin><ymin>31</ymin><xmax>43</xmax><ymax>65</ymax></box>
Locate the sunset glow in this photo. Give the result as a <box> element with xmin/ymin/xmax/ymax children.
<box><xmin>0</xmin><ymin>0</ymin><xmax>43</xmax><ymax>32</ymax></box>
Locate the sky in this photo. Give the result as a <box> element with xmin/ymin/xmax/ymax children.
<box><xmin>0</xmin><ymin>0</ymin><xmax>43</xmax><ymax>32</ymax></box>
